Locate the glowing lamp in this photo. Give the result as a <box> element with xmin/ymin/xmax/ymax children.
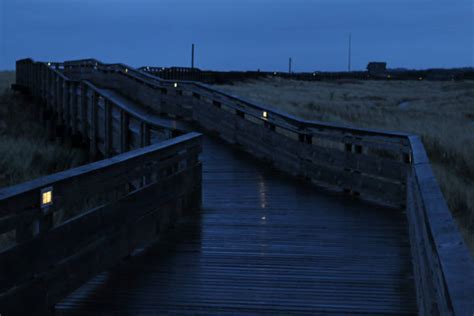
<box><xmin>47</xmin><ymin>62</ymin><xmax>51</xmax><ymax>66</ymax></box>
<box><xmin>262</xmin><ymin>111</ymin><xmax>268</xmax><ymax>119</ymax></box>
<box><xmin>313</xmin><ymin>73</ymin><xmax>316</xmax><ymax>76</ymax></box>
<box><xmin>125</xmin><ymin>68</ymin><xmax>128</xmax><ymax>73</ymax></box>
<box><xmin>173</xmin><ymin>82</ymin><xmax>178</xmax><ymax>88</ymax></box>
<box><xmin>387</xmin><ymin>75</ymin><xmax>391</xmax><ymax>79</ymax></box>
<box><xmin>41</xmin><ymin>186</ymin><xmax>53</xmax><ymax>208</ymax></box>
<box><xmin>418</xmin><ymin>77</ymin><xmax>423</xmax><ymax>81</ymax></box>
<box><xmin>273</xmin><ymin>72</ymin><xmax>277</xmax><ymax>75</ymax></box>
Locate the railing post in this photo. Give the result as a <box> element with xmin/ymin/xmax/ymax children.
<box><xmin>89</xmin><ymin>92</ymin><xmax>98</xmax><ymax>159</ymax></box>
<box><xmin>104</xmin><ymin>100</ymin><xmax>113</xmax><ymax>157</ymax></box>
<box><xmin>41</xmin><ymin>64</ymin><xmax>47</xmax><ymax>101</ymax></box>
<box><xmin>80</xmin><ymin>83</ymin><xmax>88</xmax><ymax>138</ymax></box>
<box><xmin>120</xmin><ymin>109</ymin><xmax>129</xmax><ymax>153</ymax></box>
<box><xmin>55</xmin><ymin>75</ymin><xmax>60</xmax><ymax>113</ymax></box>
<box><xmin>63</xmin><ymin>80</ymin><xmax>70</xmax><ymax>126</ymax></box>
<box><xmin>47</xmin><ymin>67</ymin><xmax>52</xmax><ymax>109</ymax></box>
<box><xmin>58</xmin><ymin>78</ymin><xmax>64</xmax><ymax>119</ymax></box>
<box><xmin>70</xmin><ymin>82</ymin><xmax>78</xmax><ymax>135</ymax></box>
<box><xmin>140</xmin><ymin>122</ymin><xmax>150</xmax><ymax>147</ymax></box>
<box><xmin>39</xmin><ymin>211</ymin><xmax>54</xmax><ymax>234</ymax></box>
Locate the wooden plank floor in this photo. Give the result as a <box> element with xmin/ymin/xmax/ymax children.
<box><xmin>56</xmin><ymin>135</ymin><xmax>417</xmax><ymax>315</ymax></box>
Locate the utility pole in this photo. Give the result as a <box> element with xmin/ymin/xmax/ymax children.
<box><xmin>348</xmin><ymin>33</ymin><xmax>352</xmax><ymax>72</ymax></box>
<box><xmin>289</xmin><ymin>57</ymin><xmax>292</xmax><ymax>74</ymax></box>
<box><xmin>191</xmin><ymin>43</ymin><xmax>195</xmax><ymax>69</ymax></box>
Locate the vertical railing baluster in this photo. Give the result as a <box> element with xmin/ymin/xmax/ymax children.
<box><xmin>71</xmin><ymin>82</ymin><xmax>78</xmax><ymax>135</ymax></box>
<box><xmin>80</xmin><ymin>83</ymin><xmax>88</xmax><ymax>137</ymax></box>
<box><xmin>140</xmin><ymin>122</ymin><xmax>150</xmax><ymax>147</ymax></box>
<box><xmin>120</xmin><ymin>109</ymin><xmax>129</xmax><ymax>153</ymax></box>
<box><xmin>90</xmin><ymin>92</ymin><xmax>98</xmax><ymax>159</ymax></box>
<box><xmin>104</xmin><ymin>100</ymin><xmax>113</xmax><ymax>157</ymax></box>
<box><xmin>63</xmin><ymin>80</ymin><xmax>70</xmax><ymax>128</ymax></box>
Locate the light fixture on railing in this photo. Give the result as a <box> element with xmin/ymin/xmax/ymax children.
<box><xmin>125</xmin><ymin>68</ymin><xmax>128</xmax><ymax>73</ymax></box>
<box><xmin>263</xmin><ymin>111</ymin><xmax>268</xmax><ymax>119</ymax></box>
<box><xmin>47</xmin><ymin>62</ymin><xmax>51</xmax><ymax>67</ymax></box>
<box><xmin>41</xmin><ymin>186</ymin><xmax>53</xmax><ymax>209</ymax></box>
<box><xmin>173</xmin><ymin>83</ymin><xmax>178</xmax><ymax>88</ymax></box>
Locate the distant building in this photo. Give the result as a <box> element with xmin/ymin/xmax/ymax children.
<box><xmin>367</xmin><ymin>62</ymin><xmax>387</xmax><ymax>76</ymax></box>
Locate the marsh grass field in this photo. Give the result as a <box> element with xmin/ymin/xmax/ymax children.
<box><xmin>0</xmin><ymin>71</ymin><xmax>87</xmax><ymax>188</ymax></box>
<box><xmin>216</xmin><ymin>77</ymin><xmax>474</xmax><ymax>252</ymax></box>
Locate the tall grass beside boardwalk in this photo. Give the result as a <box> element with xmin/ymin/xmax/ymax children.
<box><xmin>216</xmin><ymin>77</ymin><xmax>474</xmax><ymax>254</ymax></box>
<box><xmin>0</xmin><ymin>71</ymin><xmax>88</xmax><ymax>189</ymax></box>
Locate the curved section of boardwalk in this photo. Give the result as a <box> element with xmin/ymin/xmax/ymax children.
<box><xmin>56</xmin><ymin>136</ymin><xmax>416</xmax><ymax>315</ymax></box>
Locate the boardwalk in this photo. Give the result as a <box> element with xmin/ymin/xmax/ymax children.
<box><xmin>56</xmin><ymin>136</ymin><xmax>416</xmax><ymax>315</ymax></box>
<box><xmin>7</xmin><ymin>58</ymin><xmax>472</xmax><ymax>315</ymax></box>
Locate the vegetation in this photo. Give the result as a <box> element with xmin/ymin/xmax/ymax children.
<box><xmin>0</xmin><ymin>71</ymin><xmax>88</xmax><ymax>189</ymax></box>
<box><xmin>216</xmin><ymin>77</ymin><xmax>474</xmax><ymax>253</ymax></box>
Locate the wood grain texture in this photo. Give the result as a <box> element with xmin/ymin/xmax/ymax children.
<box><xmin>56</xmin><ymin>136</ymin><xmax>417</xmax><ymax>315</ymax></box>
<box><xmin>10</xmin><ymin>58</ymin><xmax>474</xmax><ymax>315</ymax></box>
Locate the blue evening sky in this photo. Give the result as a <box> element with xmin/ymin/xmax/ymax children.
<box><xmin>0</xmin><ymin>0</ymin><xmax>472</xmax><ymax>71</ymax></box>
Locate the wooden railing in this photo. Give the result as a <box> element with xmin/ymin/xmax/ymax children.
<box><xmin>0</xmin><ymin>59</ymin><xmax>202</xmax><ymax>315</ymax></box>
<box><xmin>16</xmin><ymin>59</ymin><xmax>186</xmax><ymax>159</ymax></box>
<box><xmin>63</xmin><ymin>58</ymin><xmax>411</xmax><ymax>207</ymax></box>
<box><xmin>12</xmin><ymin>58</ymin><xmax>474</xmax><ymax>315</ymax></box>
<box><xmin>0</xmin><ymin>134</ymin><xmax>202</xmax><ymax>314</ymax></box>
<box><xmin>407</xmin><ymin>136</ymin><xmax>473</xmax><ymax>315</ymax></box>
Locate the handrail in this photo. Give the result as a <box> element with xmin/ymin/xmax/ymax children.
<box><xmin>16</xmin><ymin>57</ymin><xmax>473</xmax><ymax>315</ymax></box>
<box><xmin>0</xmin><ymin>132</ymin><xmax>200</xmax><ymax>205</ymax></box>
<box><xmin>61</xmin><ymin>58</ymin><xmax>413</xmax><ymax>143</ymax></box>
<box><xmin>3</xmin><ymin>59</ymin><xmax>203</xmax><ymax>314</ymax></box>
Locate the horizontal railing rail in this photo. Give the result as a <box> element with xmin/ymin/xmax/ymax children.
<box><xmin>0</xmin><ymin>133</ymin><xmax>202</xmax><ymax>314</ymax></box>
<box><xmin>407</xmin><ymin>136</ymin><xmax>474</xmax><ymax>315</ymax></box>
<box><xmin>14</xmin><ymin>57</ymin><xmax>474</xmax><ymax>315</ymax></box>
<box><xmin>17</xmin><ymin>59</ymin><xmax>189</xmax><ymax>159</ymax></box>
<box><xmin>1</xmin><ymin>59</ymin><xmax>203</xmax><ymax>315</ymax></box>
<box><xmin>62</xmin><ymin>58</ymin><xmax>412</xmax><ymax>140</ymax></box>
<box><xmin>61</xmin><ymin>58</ymin><xmax>412</xmax><ymax>204</ymax></box>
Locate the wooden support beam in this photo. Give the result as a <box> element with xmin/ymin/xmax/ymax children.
<box><xmin>80</xmin><ymin>83</ymin><xmax>88</xmax><ymax>138</ymax></box>
<box><xmin>104</xmin><ymin>100</ymin><xmax>113</xmax><ymax>157</ymax></box>
<box><xmin>90</xmin><ymin>92</ymin><xmax>98</xmax><ymax>159</ymax></box>
<box><xmin>63</xmin><ymin>80</ymin><xmax>70</xmax><ymax>125</ymax></box>
<box><xmin>120</xmin><ymin>109</ymin><xmax>129</xmax><ymax>153</ymax></box>
<box><xmin>70</xmin><ymin>82</ymin><xmax>78</xmax><ymax>134</ymax></box>
<box><xmin>140</xmin><ymin>122</ymin><xmax>150</xmax><ymax>147</ymax></box>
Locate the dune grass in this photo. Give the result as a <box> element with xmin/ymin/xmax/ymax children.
<box><xmin>0</xmin><ymin>71</ymin><xmax>88</xmax><ymax>189</ymax></box>
<box><xmin>216</xmin><ymin>77</ymin><xmax>474</xmax><ymax>254</ymax></box>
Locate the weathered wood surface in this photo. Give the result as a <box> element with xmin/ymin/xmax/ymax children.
<box><xmin>0</xmin><ymin>60</ymin><xmax>203</xmax><ymax>315</ymax></box>
<box><xmin>17</xmin><ymin>59</ymin><xmax>191</xmax><ymax>159</ymax></box>
<box><xmin>0</xmin><ymin>133</ymin><xmax>202</xmax><ymax>315</ymax></box>
<box><xmin>56</xmin><ymin>136</ymin><xmax>417</xmax><ymax>315</ymax></box>
<box><xmin>61</xmin><ymin>58</ymin><xmax>411</xmax><ymax>207</ymax></box>
<box><xmin>12</xmin><ymin>58</ymin><xmax>474</xmax><ymax>315</ymax></box>
<box><xmin>406</xmin><ymin>136</ymin><xmax>474</xmax><ymax>315</ymax></box>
